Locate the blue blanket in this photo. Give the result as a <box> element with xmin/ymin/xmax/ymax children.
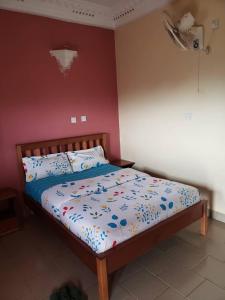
<box><xmin>25</xmin><ymin>164</ymin><xmax>121</xmax><ymax>203</ymax></box>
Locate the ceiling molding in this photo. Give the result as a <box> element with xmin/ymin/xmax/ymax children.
<box><xmin>0</xmin><ymin>0</ymin><xmax>114</xmax><ymax>29</ymax></box>
<box><xmin>0</xmin><ymin>0</ymin><xmax>170</xmax><ymax>29</ymax></box>
<box><xmin>113</xmin><ymin>0</ymin><xmax>170</xmax><ymax>28</ymax></box>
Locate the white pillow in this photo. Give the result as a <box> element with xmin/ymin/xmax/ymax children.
<box><xmin>22</xmin><ymin>153</ymin><xmax>72</xmax><ymax>182</ymax></box>
<box><xmin>66</xmin><ymin>146</ymin><xmax>109</xmax><ymax>173</ymax></box>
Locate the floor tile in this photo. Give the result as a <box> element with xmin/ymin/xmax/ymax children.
<box><xmin>205</xmin><ymin>220</ymin><xmax>225</xmax><ymax>244</ymax></box>
<box><xmin>156</xmin><ymin>288</ymin><xmax>186</xmax><ymax>300</ymax></box>
<box><xmin>85</xmin><ymin>283</ymin><xmax>136</xmax><ymax>300</ymax></box>
<box><xmin>176</xmin><ymin>228</ymin><xmax>206</xmax><ymax>248</ymax></box>
<box><xmin>185</xmin><ymin>220</ymin><xmax>200</xmax><ymax>232</ymax></box>
<box><xmin>1</xmin><ymin>284</ymin><xmax>32</xmax><ymax>300</ymax></box>
<box><xmin>157</xmin><ymin>236</ymin><xmax>182</xmax><ymax>252</ymax></box>
<box><xmin>197</xmin><ymin>239</ymin><xmax>225</xmax><ymax>262</ymax></box>
<box><xmin>137</xmin><ymin>247</ymin><xmax>173</xmax><ymax>275</ymax></box>
<box><xmin>0</xmin><ymin>238</ymin><xmax>8</xmax><ymax>256</ymax></box>
<box><xmin>159</xmin><ymin>264</ymin><xmax>204</xmax><ymax>296</ymax></box>
<box><xmin>54</xmin><ymin>251</ymin><xmax>97</xmax><ymax>290</ymax></box>
<box><xmin>27</xmin><ymin>270</ymin><xmax>65</xmax><ymax>300</ymax></box>
<box><xmin>112</xmin><ymin>260</ymin><xmax>143</xmax><ymax>284</ymax></box>
<box><xmin>0</xmin><ymin>262</ymin><xmax>35</xmax><ymax>300</ymax></box>
<box><xmin>1</xmin><ymin>229</ymin><xmax>39</xmax><ymax>259</ymax></box>
<box><xmin>165</xmin><ymin>239</ymin><xmax>207</xmax><ymax>269</ymax></box>
<box><xmin>121</xmin><ymin>269</ymin><xmax>168</xmax><ymax>300</ymax></box>
<box><xmin>193</xmin><ymin>256</ymin><xmax>225</xmax><ymax>289</ymax></box>
<box><xmin>2</xmin><ymin>245</ymin><xmax>60</xmax><ymax>284</ymax></box>
<box><xmin>189</xmin><ymin>280</ymin><xmax>225</xmax><ymax>300</ymax></box>
<box><xmin>178</xmin><ymin>219</ymin><xmax>225</xmax><ymax>246</ymax></box>
<box><xmin>37</xmin><ymin>229</ymin><xmax>73</xmax><ymax>259</ymax></box>
<box><xmin>176</xmin><ymin>221</ymin><xmax>225</xmax><ymax>262</ymax></box>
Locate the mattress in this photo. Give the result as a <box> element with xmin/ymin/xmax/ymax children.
<box><xmin>26</xmin><ymin>166</ymin><xmax>200</xmax><ymax>254</ymax></box>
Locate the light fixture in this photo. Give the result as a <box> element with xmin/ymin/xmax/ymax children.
<box><xmin>50</xmin><ymin>49</ymin><xmax>78</xmax><ymax>74</ymax></box>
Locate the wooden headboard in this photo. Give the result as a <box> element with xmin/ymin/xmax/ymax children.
<box><xmin>16</xmin><ymin>133</ymin><xmax>108</xmax><ymax>189</ymax></box>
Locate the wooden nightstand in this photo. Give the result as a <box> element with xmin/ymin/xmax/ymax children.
<box><xmin>111</xmin><ymin>159</ymin><xmax>135</xmax><ymax>168</ymax></box>
<box><xmin>0</xmin><ymin>188</ymin><xmax>22</xmax><ymax>236</ymax></box>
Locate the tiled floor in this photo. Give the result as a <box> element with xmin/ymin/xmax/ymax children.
<box><xmin>1</xmin><ymin>217</ymin><xmax>225</xmax><ymax>300</ymax></box>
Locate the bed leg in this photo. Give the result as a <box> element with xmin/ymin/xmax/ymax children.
<box><xmin>200</xmin><ymin>200</ymin><xmax>208</xmax><ymax>236</ymax></box>
<box><xmin>96</xmin><ymin>257</ymin><xmax>109</xmax><ymax>300</ymax></box>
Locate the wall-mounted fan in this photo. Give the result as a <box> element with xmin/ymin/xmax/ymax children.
<box><xmin>163</xmin><ymin>12</ymin><xmax>204</xmax><ymax>51</ymax></box>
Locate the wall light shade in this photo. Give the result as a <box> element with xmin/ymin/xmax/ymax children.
<box><xmin>50</xmin><ymin>49</ymin><xmax>78</xmax><ymax>74</ymax></box>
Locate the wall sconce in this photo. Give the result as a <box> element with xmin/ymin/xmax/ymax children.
<box><xmin>50</xmin><ymin>49</ymin><xmax>78</xmax><ymax>74</ymax></box>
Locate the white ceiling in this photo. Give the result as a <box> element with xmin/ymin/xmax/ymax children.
<box><xmin>84</xmin><ymin>0</ymin><xmax>121</xmax><ymax>7</ymax></box>
<box><xmin>0</xmin><ymin>0</ymin><xmax>170</xmax><ymax>29</ymax></box>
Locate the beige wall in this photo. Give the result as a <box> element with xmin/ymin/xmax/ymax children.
<box><xmin>115</xmin><ymin>0</ymin><xmax>225</xmax><ymax>217</ymax></box>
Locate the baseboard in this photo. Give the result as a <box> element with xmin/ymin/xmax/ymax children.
<box><xmin>210</xmin><ymin>210</ymin><xmax>225</xmax><ymax>223</ymax></box>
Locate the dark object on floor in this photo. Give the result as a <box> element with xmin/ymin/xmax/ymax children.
<box><xmin>50</xmin><ymin>284</ymin><xmax>86</xmax><ymax>300</ymax></box>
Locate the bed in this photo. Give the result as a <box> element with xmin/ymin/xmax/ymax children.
<box><xmin>16</xmin><ymin>133</ymin><xmax>208</xmax><ymax>300</ymax></box>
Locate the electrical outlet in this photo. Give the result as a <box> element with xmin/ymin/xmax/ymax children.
<box><xmin>212</xmin><ymin>19</ymin><xmax>220</xmax><ymax>30</ymax></box>
<box><xmin>81</xmin><ymin>115</ymin><xmax>87</xmax><ymax>122</ymax></box>
<box><xmin>184</xmin><ymin>112</ymin><xmax>193</xmax><ymax>121</ymax></box>
<box><xmin>70</xmin><ymin>117</ymin><xmax>77</xmax><ymax>124</ymax></box>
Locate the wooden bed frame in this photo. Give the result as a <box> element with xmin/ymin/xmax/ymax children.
<box><xmin>16</xmin><ymin>133</ymin><xmax>208</xmax><ymax>300</ymax></box>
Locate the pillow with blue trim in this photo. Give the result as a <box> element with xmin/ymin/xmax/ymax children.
<box><xmin>66</xmin><ymin>146</ymin><xmax>109</xmax><ymax>173</ymax></box>
<box><xmin>22</xmin><ymin>153</ymin><xmax>73</xmax><ymax>182</ymax></box>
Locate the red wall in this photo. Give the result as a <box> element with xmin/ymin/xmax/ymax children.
<box><xmin>0</xmin><ymin>10</ymin><xmax>120</xmax><ymax>189</ymax></box>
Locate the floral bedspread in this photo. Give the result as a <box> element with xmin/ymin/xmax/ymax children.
<box><xmin>41</xmin><ymin>168</ymin><xmax>200</xmax><ymax>254</ymax></box>
<box><xmin>41</xmin><ymin>168</ymin><xmax>146</xmax><ymax>220</ymax></box>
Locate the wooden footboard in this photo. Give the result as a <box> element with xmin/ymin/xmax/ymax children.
<box><xmin>24</xmin><ymin>195</ymin><xmax>207</xmax><ymax>300</ymax></box>
<box><xmin>96</xmin><ymin>200</ymin><xmax>208</xmax><ymax>300</ymax></box>
<box><xmin>101</xmin><ymin>200</ymin><xmax>208</xmax><ymax>274</ymax></box>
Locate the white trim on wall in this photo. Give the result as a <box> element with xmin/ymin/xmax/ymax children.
<box><xmin>210</xmin><ymin>210</ymin><xmax>225</xmax><ymax>224</ymax></box>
